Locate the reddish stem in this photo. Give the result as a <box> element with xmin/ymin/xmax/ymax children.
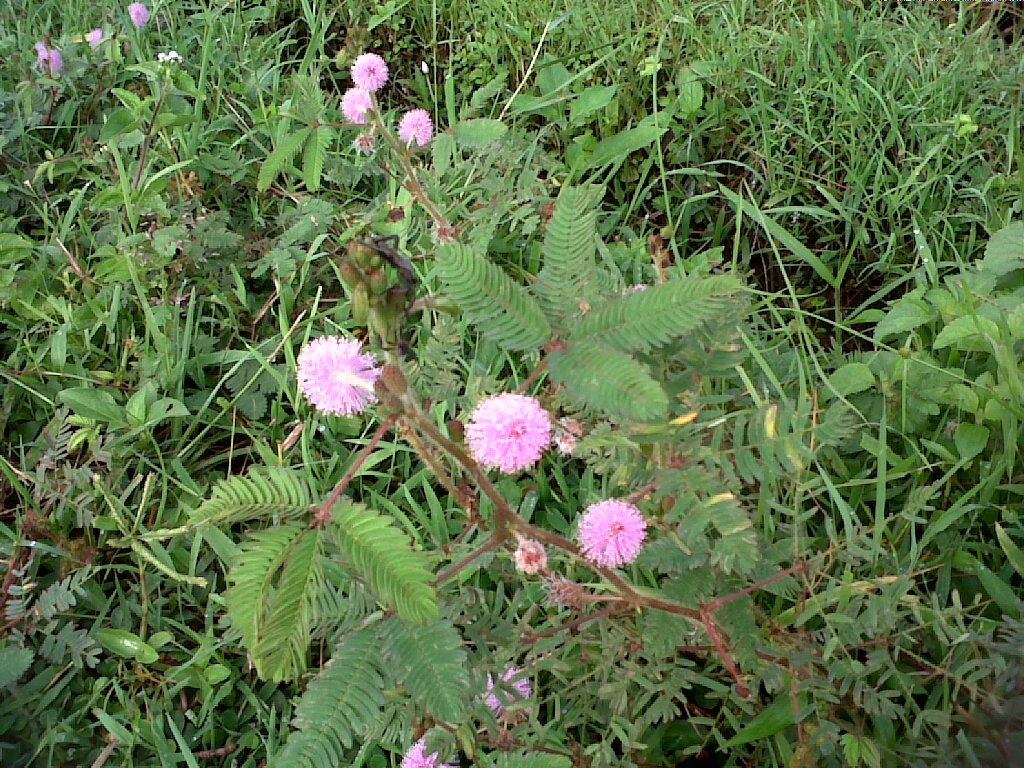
<box><xmin>312</xmin><ymin>414</ymin><xmax>398</xmax><ymax>527</ymax></box>
<box><xmin>523</xmin><ymin>604</ymin><xmax>620</xmax><ymax>644</ymax></box>
<box><xmin>702</xmin><ymin>609</ymin><xmax>750</xmax><ymax>698</ymax></box>
<box><xmin>704</xmin><ymin>561</ymin><xmax>810</xmax><ymax>613</ymax></box>
<box><xmin>431</xmin><ymin>535</ymin><xmax>500</xmax><ymax>587</ymax></box>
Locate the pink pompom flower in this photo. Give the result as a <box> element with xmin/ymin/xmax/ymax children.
<box><xmin>341</xmin><ymin>88</ymin><xmax>373</xmax><ymax>124</ymax></box>
<box><xmin>35</xmin><ymin>44</ymin><xmax>63</xmax><ymax>75</ymax></box>
<box><xmin>128</xmin><ymin>3</ymin><xmax>150</xmax><ymax>28</ymax></box>
<box><xmin>87</xmin><ymin>29</ymin><xmax>106</xmax><ymax>47</ymax></box>
<box><xmin>513</xmin><ymin>539</ymin><xmax>547</xmax><ymax>575</ymax></box>
<box><xmin>351</xmin><ymin>52</ymin><xmax>388</xmax><ymax>92</ymax></box>
<box><xmin>466</xmin><ymin>393</ymin><xmax>551</xmax><ymax>473</ymax></box>
<box><xmin>398</xmin><ymin>109</ymin><xmax>433</xmax><ymax>147</ymax></box>
<box><xmin>296</xmin><ymin>336</ymin><xmax>381</xmax><ymax>416</ymax></box>
<box><xmin>577</xmin><ymin>499</ymin><xmax>647</xmax><ymax>568</ymax></box>
<box><xmin>485</xmin><ymin>667</ymin><xmax>532</xmax><ymax>715</ymax></box>
<box><xmin>401</xmin><ymin>738</ymin><xmax>453</xmax><ymax>768</ymax></box>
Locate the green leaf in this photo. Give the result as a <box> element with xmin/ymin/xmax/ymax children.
<box><xmin>253</xmin><ymin>527</ymin><xmax>324</xmax><ymax>682</ymax></box>
<box><xmin>537</xmin><ymin>184</ymin><xmax>603</xmax><ymax>327</ymax></box>
<box><xmin>828</xmin><ymin>363</ymin><xmax>875</xmax><ymax>397</ymax></box>
<box><xmin>328</xmin><ymin>501</ymin><xmax>438</xmax><ymax>623</ymax></box>
<box><xmin>995</xmin><ymin>523</ymin><xmax>1024</xmax><ymax>579</ymax></box>
<box><xmin>383</xmin><ymin>617</ymin><xmax>471</xmax><ymax>723</ymax></box>
<box><xmin>452</xmin><ymin>118</ymin><xmax>508</xmax><ymax>148</ymax></box>
<box><xmin>302</xmin><ymin>126</ymin><xmax>331</xmax><ymax>192</ymax></box>
<box><xmin>979</xmin><ymin>221</ymin><xmax>1024</xmax><ymax>277</ymax></box>
<box><xmin>933</xmin><ymin>315</ymin><xmax>999</xmax><ymax>350</ymax></box>
<box><xmin>0</xmin><ymin>647</ymin><xmax>34</xmax><ymax>688</ymax></box>
<box><xmin>569</xmin><ymin>85</ymin><xmax>617</xmax><ymax>125</ymax></box>
<box><xmin>270</xmin><ymin>627</ymin><xmax>387</xmax><ymax>768</ymax></box>
<box><xmin>953</xmin><ymin>423</ymin><xmax>988</xmax><ymax>462</ymax></box>
<box><xmin>569</xmin><ymin>276</ymin><xmax>742</xmax><ymax>353</ymax></box>
<box><xmin>675</xmin><ymin>66</ymin><xmax>705</xmax><ymax>119</ymax></box>
<box><xmin>190</xmin><ymin>466</ymin><xmax>313</xmax><ymax>526</ymax></box>
<box><xmin>720</xmin><ymin>695</ymin><xmax>801</xmax><ymax>748</ymax></box>
<box><xmin>258</xmin><ymin>127</ymin><xmax>313</xmax><ymax>192</ymax></box>
<box><xmin>58</xmin><ymin>387</ymin><xmax>125</xmax><ymax>427</ymax></box>
<box><xmin>492</xmin><ymin>753</ymin><xmax>571</xmax><ymax>768</ymax></box>
<box><xmin>226</xmin><ymin>522</ymin><xmax>307</xmax><ymax>677</ymax></box>
<box><xmin>548</xmin><ymin>342</ymin><xmax>667</xmax><ymax>421</ymax></box>
<box><xmin>583</xmin><ymin>124</ymin><xmax>667</xmax><ymax>170</ymax></box>
<box><xmin>435</xmin><ymin>243</ymin><xmax>551</xmax><ymax>350</ymax></box>
<box><xmin>99</xmin><ymin>108</ymin><xmax>141</xmax><ymax>144</ymax></box>
<box><xmin>874</xmin><ymin>291</ymin><xmax>934</xmax><ymax>340</ymax></box>
<box><xmin>94</xmin><ymin>629</ymin><xmax>158</xmax><ymax>663</ymax></box>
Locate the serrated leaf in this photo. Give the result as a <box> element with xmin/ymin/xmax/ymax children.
<box><xmin>979</xmin><ymin>221</ymin><xmax>1024</xmax><ymax>277</ymax></box>
<box><xmin>258</xmin><ymin>127</ymin><xmax>312</xmax><ymax>192</ymax></box>
<box><xmin>933</xmin><ymin>315</ymin><xmax>999</xmax><ymax>350</ymax></box>
<box><xmin>874</xmin><ymin>292</ymin><xmax>934</xmax><ymax>340</ymax></box>
<box><xmin>828</xmin><ymin>363</ymin><xmax>874</xmax><ymax>396</ymax></box>
<box><xmin>548</xmin><ymin>342</ymin><xmax>667</xmax><ymax>421</ymax></box>
<box><xmin>720</xmin><ymin>695</ymin><xmax>801</xmax><ymax>748</ymax></box>
<box><xmin>953</xmin><ymin>423</ymin><xmax>988</xmax><ymax>462</ymax></box>
<box><xmin>583</xmin><ymin>124</ymin><xmax>667</xmax><ymax>170</ymax></box>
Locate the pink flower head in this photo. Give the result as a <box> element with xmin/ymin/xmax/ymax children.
<box><xmin>466</xmin><ymin>393</ymin><xmax>550</xmax><ymax>473</ymax></box>
<box><xmin>513</xmin><ymin>539</ymin><xmax>547</xmax><ymax>575</ymax></box>
<box><xmin>577</xmin><ymin>499</ymin><xmax>647</xmax><ymax>568</ymax></box>
<box><xmin>341</xmin><ymin>87</ymin><xmax>373</xmax><ymax>124</ymax></box>
<box><xmin>296</xmin><ymin>336</ymin><xmax>381</xmax><ymax>416</ymax></box>
<box><xmin>485</xmin><ymin>667</ymin><xmax>532</xmax><ymax>715</ymax></box>
<box><xmin>398</xmin><ymin>109</ymin><xmax>433</xmax><ymax>147</ymax></box>
<box><xmin>35</xmin><ymin>43</ymin><xmax>62</xmax><ymax>75</ymax></box>
<box><xmin>351</xmin><ymin>52</ymin><xmax>388</xmax><ymax>92</ymax></box>
<box><xmin>128</xmin><ymin>3</ymin><xmax>149</xmax><ymax>28</ymax></box>
<box><xmin>401</xmin><ymin>738</ymin><xmax>453</xmax><ymax>768</ymax></box>
<box><xmin>87</xmin><ymin>29</ymin><xmax>105</xmax><ymax>47</ymax></box>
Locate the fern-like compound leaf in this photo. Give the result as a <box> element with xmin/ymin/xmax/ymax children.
<box><xmin>548</xmin><ymin>341</ymin><xmax>668</xmax><ymax>421</ymax></box>
<box><xmin>226</xmin><ymin>523</ymin><xmax>309</xmax><ymax>679</ymax></box>
<box><xmin>254</xmin><ymin>527</ymin><xmax>325</xmax><ymax>682</ymax></box>
<box><xmin>537</xmin><ymin>184</ymin><xmax>604</xmax><ymax>328</ymax></box>
<box><xmin>383</xmin><ymin>616</ymin><xmax>470</xmax><ymax>724</ymax></box>
<box><xmin>570</xmin><ymin>275</ymin><xmax>742</xmax><ymax>353</ymax></box>
<box><xmin>269</xmin><ymin>627</ymin><xmax>387</xmax><ymax>768</ymax></box>
<box><xmin>435</xmin><ymin>243</ymin><xmax>551</xmax><ymax>351</ymax></box>
<box><xmin>190</xmin><ymin>466</ymin><xmax>313</xmax><ymax>526</ymax></box>
<box><xmin>327</xmin><ymin>501</ymin><xmax>438</xmax><ymax>624</ymax></box>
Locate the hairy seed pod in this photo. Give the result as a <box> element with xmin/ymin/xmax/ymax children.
<box><xmin>348</xmin><ymin>241</ymin><xmax>375</xmax><ymax>270</ymax></box>
<box><xmin>379</xmin><ymin>364</ymin><xmax>407</xmax><ymax>396</ymax></box>
<box><xmin>367</xmin><ymin>268</ymin><xmax>388</xmax><ymax>293</ymax></box>
<box><xmin>337</xmin><ymin>260</ymin><xmax>363</xmax><ymax>290</ymax></box>
<box><xmin>351</xmin><ymin>284</ymin><xmax>370</xmax><ymax>325</ymax></box>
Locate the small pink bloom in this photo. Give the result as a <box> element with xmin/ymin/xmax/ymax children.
<box><xmin>485</xmin><ymin>667</ymin><xmax>532</xmax><ymax>715</ymax></box>
<box><xmin>466</xmin><ymin>393</ymin><xmax>551</xmax><ymax>473</ymax></box>
<box><xmin>341</xmin><ymin>88</ymin><xmax>373</xmax><ymax>124</ymax></box>
<box><xmin>128</xmin><ymin>3</ymin><xmax>150</xmax><ymax>28</ymax></box>
<box><xmin>87</xmin><ymin>29</ymin><xmax>106</xmax><ymax>47</ymax></box>
<box><xmin>351</xmin><ymin>52</ymin><xmax>388</xmax><ymax>92</ymax></box>
<box><xmin>401</xmin><ymin>738</ymin><xmax>453</xmax><ymax>768</ymax></box>
<box><xmin>577</xmin><ymin>499</ymin><xmax>647</xmax><ymax>568</ymax></box>
<box><xmin>35</xmin><ymin>44</ymin><xmax>62</xmax><ymax>75</ymax></box>
<box><xmin>398</xmin><ymin>109</ymin><xmax>433</xmax><ymax>147</ymax></box>
<box><xmin>513</xmin><ymin>539</ymin><xmax>547</xmax><ymax>575</ymax></box>
<box><xmin>296</xmin><ymin>336</ymin><xmax>381</xmax><ymax>416</ymax></box>
<box><xmin>46</xmin><ymin>48</ymin><xmax>63</xmax><ymax>74</ymax></box>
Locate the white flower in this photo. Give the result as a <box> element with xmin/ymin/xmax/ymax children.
<box><xmin>157</xmin><ymin>51</ymin><xmax>183</xmax><ymax>64</ymax></box>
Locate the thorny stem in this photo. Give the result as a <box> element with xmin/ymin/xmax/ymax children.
<box><xmin>367</xmin><ymin>104</ymin><xmax>451</xmax><ymax>230</ymax></box>
<box><xmin>702</xmin><ymin>608</ymin><xmax>750</xmax><ymax>698</ymax></box>
<box><xmin>398</xmin><ymin>414</ymin><xmax>473</xmax><ymax>511</ymax></box>
<box><xmin>131</xmin><ymin>91</ymin><xmax>167</xmax><ymax>191</ymax></box>
<box><xmin>312</xmin><ymin>414</ymin><xmax>398</xmax><ymax>527</ymax></box>
<box><xmin>515</xmin><ymin>357</ymin><xmax>549</xmax><ymax>395</ymax></box>
<box><xmin>703</xmin><ymin>560</ymin><xmax>810</xmax><ymax>613</ymax></box>
<box><xmin>523</xmin><ymin>604</ymin><xmax>621</xmax><ymax>644</ymax></box>
<box><xmin>431</xmin><ymin>534</ymin><xmax>501</xmax><ymax>587</ymax></box>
